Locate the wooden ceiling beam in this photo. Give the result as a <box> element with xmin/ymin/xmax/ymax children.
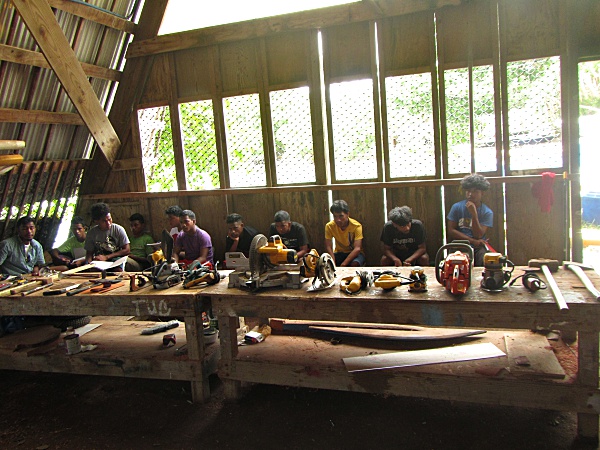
<box><xmin>47</xmin><ymin>0</ymin><xmax>137</xmax><ymax>34</ymax></box>
<box><xmin>13</xmin><ymin>0</ymin><xmax>121</xmax><ymax>165</ymax></box>
<box><xmin>127</xmin><ymin>0</ymin><xmax>461</xmax><ymax>59</ymax></box>
<box><xmin>0</xmin><ymin>44</ymin><xmax>122</xmax><ymax>82</ymax></box>
<box><xmin>0</xmin><ymin>107</ymin><xmax>84</xmax><ymax>125</ymax></box>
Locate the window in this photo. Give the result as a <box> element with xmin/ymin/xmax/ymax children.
<box><xmin>223</xmin><ymin>94</ymin><xmax>266</xmax><ymax>187</ymax></box>
<box><xmin>180</xmin><ymin>100</ymin><xmax>220</xmax><ymax>190</ymax></box>
<box><xmin>329</xmin><ymin>79</ymin><xmax>377</xmax><ymax>181</ymax></box>
<box><xmin>506</xmin><ymin>57</ymin><xmax>562</xmax><ymax>171</ymax></box>
<box><xmin>385</xmin><ymin>73</ymin><xmax>436</xmax><ymax>178</ymax></box>
<box><xmin>137</xmin><ymin>106</ymin><xmax>176</xmax><ymax>192</ymax></box>
<box><xmin>270</xmin><ymin>87</ymin><xmax>316</xmax><ymax>184</ymax></box>
<box><xmin>444</xmin><ymin>65</ymin><xmax>496</xmax><ymax>175</ymax></box>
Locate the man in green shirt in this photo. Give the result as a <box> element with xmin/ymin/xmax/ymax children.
<box><xmin>50</xmin><ymin>216</ymin><xmax>87</xmax><ymax>269</ymax></box>
<box><xmin>125</xmin><ymin>213</ymin><xmax>155</xmax><ymax>272</ymax></box>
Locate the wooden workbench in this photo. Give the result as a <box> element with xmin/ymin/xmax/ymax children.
<box><xmin>0</xmin><ymin>279</ymin><xmax>218</xmax><ymax>403</ymax></box>
<box><xmin>204</xmin><ymin>266</ymin><xmax>600</xmax><ymax>440</ymax></box>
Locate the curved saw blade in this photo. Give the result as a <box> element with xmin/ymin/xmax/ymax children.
<box><xmin>249</xmin><ymin>234</ymin><xmax>268</xmax><ymax>280</ymax></box>
<box><xmin>315</xmin><ymin>253</ymin><xmax>336</xmax><ymax>288</ymax></box>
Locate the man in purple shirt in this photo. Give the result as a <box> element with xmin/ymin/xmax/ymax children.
<box><xmin>172</xmin><ymin>209</ymin><xmax>214</xmax><ymax>267</ymax></box>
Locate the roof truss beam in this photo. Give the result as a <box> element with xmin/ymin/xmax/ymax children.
<box><xmin>0</xmin><ymin>44</ymin><xmax>122</xmax><ymax>82</ymax></box>
<box><xmin>47</xmin><ymin>0</ymin><xmax>137</xmax><ymax>34</ymax></box>
<box><xmin>0</xmin><ymin>107</ymin><xmax>84</xmax><ymax>125</ymax></box>
<box><xmin>13</xmin><ymin>0</ymin><xmax>121</xmax><ymax>165</ymax></box>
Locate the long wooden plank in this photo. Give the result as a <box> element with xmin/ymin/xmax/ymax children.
<box><xmin>126</xmin><ymin>0</ymin><xmax>462</xmax><ymax>58</ymax></box>
<box><xmin>0</xmin><ymin>44</ymin><xmax>122</xmax><ymax>81</ymax></box>
<box><xmin>47</xmin><ymin>0</ymin><xmax>137</xmax><ymax>34</ymax></box>
<box><xmin>0</xmin><ymin>107</ymin><xmax>84</xmax><ymax>125</ymax></box>
<box><xmin>13</xmin><ymin>0</ymin><xmax>121</xmax><ymax>165</ymax></box>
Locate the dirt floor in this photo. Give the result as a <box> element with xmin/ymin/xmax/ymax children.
<box><xmin>0</xmin><ymin>369</ymin><xmax>597</xmax><ymax>450</ymax></box>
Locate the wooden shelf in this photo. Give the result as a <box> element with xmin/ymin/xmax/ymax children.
<box><xmin>0</xmin><ymin>318</ymin><xmax>220</xmax><ymax>382</ymax></box>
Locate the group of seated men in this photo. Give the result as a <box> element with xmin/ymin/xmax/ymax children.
<box><xmin>0</xmin><ymin>173</ymin><xmax>493</xmax><ymax>277</ymax></box>
<box><xmin>224</xmin><ymin>173</ymin><xmax>493</xmax><ymax>268</ymax></box>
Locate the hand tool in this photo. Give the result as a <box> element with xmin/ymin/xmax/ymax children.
<box><xmin>141</xmin><ymin>320</ymin><xmax>180</xmax><ymax>335</ymax></box>
<box><xmin>9</xmin><ymin>277</ymin><xmax>52</xmax><ymax>295</ymax></box>
<box><xmin>43</xmin><ymin>283</ymin><xmax>83</xmax><ymax>296</ymax></box>
<box><xmin>66</xmin><ymin>280</ymin><xmax>103</xmax><ymax>296</ymax></box>
<box><xmin>90</xmin><ymin>281</ymin><xmax>124</xmax><ymax>294</ymax></box>
<box><xmin>528</xmin><ymin>258</ymin><xmax>567</xmax><ymax>311</ymax></box>
<box><xmin>21</xmin><ymin>282</ymin><xmax>54</xmax><ymax>296</ymax></box>
<box><xmin>480</xmin><ymin>252</ymin><xmax>515</xmax><ymax>292</ymax></box>
<box><xmin>563</xmin><ymin>261</ymin><xmax>600</xmax><ymax>300</ymax></box>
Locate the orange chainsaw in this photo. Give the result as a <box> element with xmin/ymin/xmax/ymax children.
<box><xmin>435</xmin><ymin>241</ymin><xmax>473</xmax><ymax>295</ymax></box>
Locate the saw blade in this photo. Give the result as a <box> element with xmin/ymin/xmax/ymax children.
<box><xmin>249</xmin><ymin>234</ymin><xmax>268</xmax><ymax>280</ymax></box>
<box><xmin>315</xmin><ymin>253</ymin><xmax>336</xmax><ymax>287</ymax></box>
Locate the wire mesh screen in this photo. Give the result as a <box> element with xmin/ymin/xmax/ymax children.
<box><xmin>329</xmin><ymin>79</ymin><xmax>377</xmax><ymax>181</ymax></box>
<box><xmin>506</xmin><ymin>57</ymin><xmax>562</xmax><ymax>171</ymax></box>
<box><xmin>445</xmin><ymin>65</ymin><xmax>496</xmax><ymax>175</ymax></box>
<box><xmin>270</xmin><ymin>87</ymin><xmax>316</xmax><ymax>184</ymax></box>
<box><xmin>179</xmin><ymin>100</ymin><xmax>220</xmax><ymax>190</ymax></box>
<box><xmin>138</xmin><ymin>106</ymin><xmax>177</xmax><ymax>192</ymax></box>
<box><xmin>385</xmin><ymin>73</ymin><xmax>436</xmax><ymax>178</ymax></box>
<box><xmin>223</xmin><ymin>94</ymin><xmax>266</xmax><ymax>187</ymax></box>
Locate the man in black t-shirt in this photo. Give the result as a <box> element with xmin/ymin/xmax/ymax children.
<box><xmin>225</xmin><ymin>213</ymin><xmax>259</xmax><ymax>259</ymax></box>
<box><xmin>380</xmin><ymin>206</ymin><xmax>429</xmax><ymax>267</ymax></box>
<box><xmin>269</xmin><ymin>210</ymin><xmax>310</xmax><ymax>258</ymax></box>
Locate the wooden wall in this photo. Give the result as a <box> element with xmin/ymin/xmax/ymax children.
<box><xmin>72</xmin><ymin>0</ymin><xmax>600</xmax><ymax>267</ymax></box>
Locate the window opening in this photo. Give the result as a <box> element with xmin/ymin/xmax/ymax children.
<box><xmin>138</xmin><ymin>106</ymin><xmax>177</xmax><ymax>192</ymax></box>
<box><xmin>506</xmin><ymin>57</ymin><xmax>562</xmax><ymax>171</ymax></box>
<box><xmin>180</xmin><ymin>100</ymin><xmax>220</xmax><ymax>190</ymax></box>
<box><xmin>385</xmin><ymin>73</ymin><xmax>436</xmax><ymax>178</ymax></box>
<box><xmin>329</xmin><ymin>79</ymin><xmax>377</xmax><ymax>181</ymax></box>
<box><xmin>223</xmin><ymin>94</ymin><xmax>266</xmax><ymax>187</ymax></box>
<box><xmin>444</xmin><ymin>65</ymin><xmax>496</xmax><ymax>175</ymax></box>
<box><xmin>270</xmin><ymin>87</ymin><xmax>316</xmax><ymax>184</ymax></box>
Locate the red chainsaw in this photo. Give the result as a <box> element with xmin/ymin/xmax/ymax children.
<box><xmin>435</xmin><ymin>241</ymin><xmax>474</xmax><ymax>295</ymax></box>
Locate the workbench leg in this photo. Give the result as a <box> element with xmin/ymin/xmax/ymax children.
<box><xmin>185</xmin><ymin>309</ymin><xmax>209</xmax><ymax>403</ymax></box>
<box><xmin>577</xmin><ymin>331</ymin><xmax>599</xmax><ymax>442</ymax></box>
<box><xmin>217</xmin><ymin>314</ymin><xmax>241</xmax><ymax>400</ymax></box>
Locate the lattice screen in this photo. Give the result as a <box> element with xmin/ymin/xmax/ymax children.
<box><xmin>223</xmin><ymin>94</ymin><xmax>266</xmax><ymax>187</ymax></box>
<box><xmin>385</xmin><ymin>73</ymin><xmax>436</xmax><ymax>178</ymax></box>
<box><xmin>270</xmin><ymin>87</ymin><xmax>316</xmax><ymax>184</ymax></box>
<box><xmin>329</xmin><ymin>79</ymin><xmax>377</xmax><ymax>181</ymax></box>
<box><xmin>179</xmin><ymin>100</ymin><xmax>220</xmax><ymax>190</ymax></box>
<box><xmin>506</xmin><ymin>57</ymin><xmax>562</xmax><ymax>171</ymax></box>
<box><xmin>137</xmin><ymin>106</ymin><xmax>176</xmax><ymax>192</ymax></box>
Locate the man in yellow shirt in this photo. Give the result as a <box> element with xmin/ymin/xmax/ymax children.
<box><xmin>324</xmin><ymin>200</ymin><xmax>366</xmax><ymax>267</ymax></box>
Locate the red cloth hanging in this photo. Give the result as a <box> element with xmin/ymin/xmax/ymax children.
<box><xmin>531</xmin><ymin>172</ymin><xmax>556</xmax><ymax>213</ymax></box>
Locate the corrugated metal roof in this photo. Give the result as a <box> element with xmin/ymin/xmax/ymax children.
<box><xmin>0</xmin><ymin>0</ymin><xmax>142</xmax><ymax>162</ymax></box>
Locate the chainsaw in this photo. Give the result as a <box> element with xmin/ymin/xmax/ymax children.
<box><xmin>480</xmin><ymin>252</ymin><xmax>514</xmax><ymax>292</ymax></box>
<box><xmin>435</xmin><ymin>241</ymin><xmax>473</xmax><ymax>295</ymax></box>
<box><xmin>301</xmin><ymin>249</ymin><xmax>336</xmax><ymax>291</ymax></box>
